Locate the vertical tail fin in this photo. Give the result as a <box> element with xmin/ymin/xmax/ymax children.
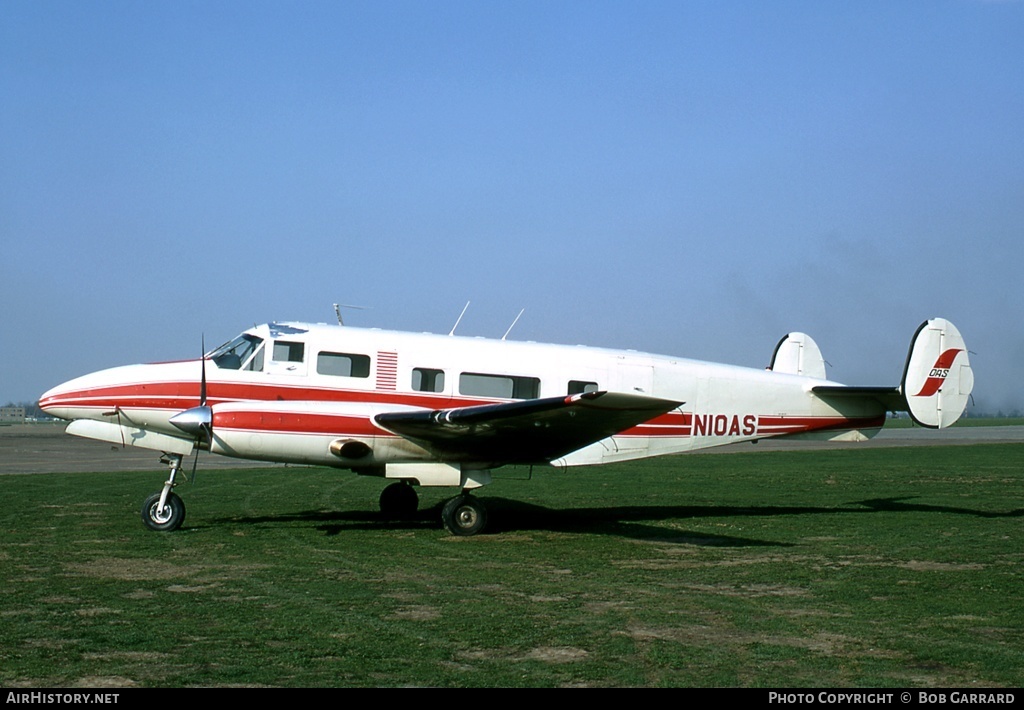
<box><xmin>769</xmin><ymin>332</ymin><xmax>828</xmax><ymax>379</ymax></box>
<box><xmin>902</xmin><ymin>318</ymin><xmax>973</xmax><ymax>428</ymax></box>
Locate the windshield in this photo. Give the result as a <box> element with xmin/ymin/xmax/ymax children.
<box><xmin>209</xmin><ymin>334</ymin><xmax>265</xmax><ymax>371</ymax></box>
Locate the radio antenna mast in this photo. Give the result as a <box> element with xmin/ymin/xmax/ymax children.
<box><xmin>333</xmin><ymin>303</ymin><xmax>366</xmax><ymax>326</ymax></box>
<box><xmin>449</xmin><ymin>301</ymin><xmax>470</xmax><ymax>336</ymax></box>
<box><xmin>502</xmin><ymin>309</ymin><xmax>525</xmax><ymax>340</ymax></box>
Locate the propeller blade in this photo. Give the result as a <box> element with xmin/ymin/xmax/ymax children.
<box><xmin>169</xmin><ymin>335</ymin><xmax>213</xmax><ymax>442</ymax></box>
<box><xmin>200</xmin><ymin>334</ymin><xmax>208</xmax><ymax>407</ymax></box>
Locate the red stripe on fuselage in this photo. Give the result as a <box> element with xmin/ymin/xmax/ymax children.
<box><xmin>618</xmin><ymin>413</ymin><xmax>883</xmax><ymax>438</ymax></box>
<box><xmin>40</xmin><ymin>379</ymin><xmax>457</xmax><ymax>413</ymax></box>
<box><xmin>755</xmin><ymin>415</ymin><xmax>885</xmax><ymax>435</ymax></box>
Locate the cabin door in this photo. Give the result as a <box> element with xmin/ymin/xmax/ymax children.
<box><xmin>608</xmin><ymin>358</ymin><xmax>655</xmax><ymax>457</ymax></box>
<box><xmin>266</xmin><ymin>339</ymin><xmax>309</xmax><ymax>377</ymax></box>
<box><xmin>613</xmin><ymin>358</ymin><xmax>654</xmax><ymax>396</ymax></box>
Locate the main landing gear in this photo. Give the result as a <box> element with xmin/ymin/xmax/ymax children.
<box><xmin>141</xmin><ymin>454</ymin><xmax>187</xmax><ymax>532</ymax></box>
<box><xmin>377</xmin><ymin>482</ymin><xmax>489</xmax><ymax>535</ymax></box>
<box><xmin>441</xmin><ymin>493</ymin><xmax>487</xmax><ymax>536</ymax></box>
<box><xmin>379</xmin><ymin>481</ymin><xmax>419</xmax><ymax>519</ymax></box>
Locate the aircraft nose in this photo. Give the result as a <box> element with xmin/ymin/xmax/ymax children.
<box><xmin>37</xmin><ymin>368</ymin><xmax>118</xmax><ymax>420</ymax></box>
<box><xmin>38</xmin><ymin>380</ymin><xmax>76</xmax><ymax>419</ymax></box>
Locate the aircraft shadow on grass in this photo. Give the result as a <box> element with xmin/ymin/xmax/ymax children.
<box><xmin>854</xmin><ymin>497</ymin><xmax>1024</xmax><ymax>519</ymax></box>
<box><xmin>205</xmin><ymin>496</ymin><xmax>1021</xmax><ymax>545</ymax></box>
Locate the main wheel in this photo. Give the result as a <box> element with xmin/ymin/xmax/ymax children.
<box><xmin>441</xmin><ymin>494</ymin><xmax>487</xmax><ymax>536</ymax></box>
<box><xmin>379</xmin><ymin>481</ymin><xmax>419</xmax><ymax>519</ymax></box>
<box><xmin>141</xmin><ymin>492</ymin><xmax>186</xmax><ymax>532</ymax></box>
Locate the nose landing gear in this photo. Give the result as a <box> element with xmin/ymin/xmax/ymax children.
<box><xmin>141</xmin><ymin>454</ymin><xmax>187</xmax><ymax>531</ymax></box>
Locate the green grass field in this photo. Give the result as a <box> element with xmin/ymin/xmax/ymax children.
<box><xmin>884</xmin><ymin>416</ymin><xmax>1024</xmax><ymax>428</ymax></box>
<box><xmin>1</xmin><ymin>444</ymin><xmax>1022</xmax><ymax>688</ymax></box>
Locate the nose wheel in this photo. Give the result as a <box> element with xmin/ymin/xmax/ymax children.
<box><xmin>142</xmin><ymin>491</ymin><xmax>186</xmax><ymax>531</ymax></box>
<box><xmin>141</xmin><ymin>454</ymin><xmax>187</xmax><ymax>532</ymax></box>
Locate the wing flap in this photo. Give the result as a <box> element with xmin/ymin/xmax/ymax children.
<box><xmin>374</xmin><ymin>391</ymin><xmax>683</xmax><ymax>464</ymax></box>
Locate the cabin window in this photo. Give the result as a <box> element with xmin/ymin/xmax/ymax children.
<box><xmin>318</xmin><ymin>351</ymin><xmax>371</xmax><ymax>378</ymax></box>
<box><xmin>568</xmin><ymin>380</ymin><xmax>599</xmax><ymax>395</ymax></box>
<box><xmin>459</xmin><ymin>372</ymin><xmax>540</xmax><ymax>399</ymax></box>
<box><xmin>273</xmin><ymin>341</ymin><xmax>305</xmax><ymax>363</ymax></box>
<box><xmin>412</xmin><ymin>368</ymin><xmax>445</xmax><ymax>393</ymax></box>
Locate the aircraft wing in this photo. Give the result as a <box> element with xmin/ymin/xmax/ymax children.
<box><xmin>374</xmin><ymin>391</ymin><xmax>683</xmax><ymax>464</ymax></box>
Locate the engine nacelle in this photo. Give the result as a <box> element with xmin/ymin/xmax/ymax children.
<box><xmin>209</xmin><ymin>400</ymin><xmax>430</xmax><ymax>466</ymax></box>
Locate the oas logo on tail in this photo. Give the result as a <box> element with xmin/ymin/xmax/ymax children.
<box><xmin>914</xmin><ymin>349</ymin><xmax>963</xmax><ymax>397</ymax></box>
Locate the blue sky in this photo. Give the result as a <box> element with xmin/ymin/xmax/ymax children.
<box><xmin>2</xmin><ymin>1</ymin><xmax>1022</xmax><ymax>413</ymax></box>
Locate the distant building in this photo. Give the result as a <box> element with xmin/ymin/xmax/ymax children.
<box><xmin>1</xmin><ymin>407</ymin><xmax>26</xmax><ymax>423</ymax></box>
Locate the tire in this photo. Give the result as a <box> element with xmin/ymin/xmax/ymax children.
<box><xmin>141</xmin><ymin>492</ymin><xmax>186</xmax><ymax>532</ymax></box>
<box><xmin>441</xmin><ymin>494</ymin><xmax>487</xmax><ymax>536</ymax></box>
<box><xmin>379</xmin><ymin>482</ymin><xmax>419</xmax><ymax>519</ymax></box>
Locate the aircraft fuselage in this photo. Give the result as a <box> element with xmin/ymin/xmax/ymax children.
<box><xmin>39</xmin><ymin>321</ymin><xmax>885</xmax><ymax>470</ymax></box>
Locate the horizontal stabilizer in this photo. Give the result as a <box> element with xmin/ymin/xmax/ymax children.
<box><xmin>375</xmin><ymin>391</ymin><xmax>683</xmax><ymax>464</ymax></box>
<box><xmin>812</xmin><ymin>385</ymin><xmax>905</xmax><ymax>413</ymax></box>
<box><xmin>812</xmin><ymin>318</ymin><xmax>972</xmax><ymax>429</ymax></box>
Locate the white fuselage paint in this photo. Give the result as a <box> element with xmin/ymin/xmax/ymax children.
<box><xmin>40</xmin><ymin>322</ymin><xmax>886</xmax><ymax>471</ymax></box>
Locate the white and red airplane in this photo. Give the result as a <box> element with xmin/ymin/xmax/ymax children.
<box><xmin>38</xmin><ymin>316</ymin><xmax>973</xmax><ymax>535</ymax></box>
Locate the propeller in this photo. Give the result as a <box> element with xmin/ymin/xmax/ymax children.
<box><xmin>169</xmin><ymin>337</ymin><xmax>213</xmax><ymax>444</ymax></box>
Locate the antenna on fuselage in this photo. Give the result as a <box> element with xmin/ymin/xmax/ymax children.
<box><xmin>502</xmin><ymin>309</ymin><xmax>525</xmax><ymax>340</ymax></box>
<box><xmin>449</xmin><ymin>301</ymin><xmax>470</xmax><ymax>336</ymax></box>
<box><xmin>333</xmin><ymin>303</ymin><xmax>367</xmax><ymax>326</ymax></box>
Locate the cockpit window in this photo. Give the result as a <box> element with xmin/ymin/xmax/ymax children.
<box><xmin>210</xmin><ymin>334</ymin><xmax>265</xmax><ymax>371</ymax></box>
